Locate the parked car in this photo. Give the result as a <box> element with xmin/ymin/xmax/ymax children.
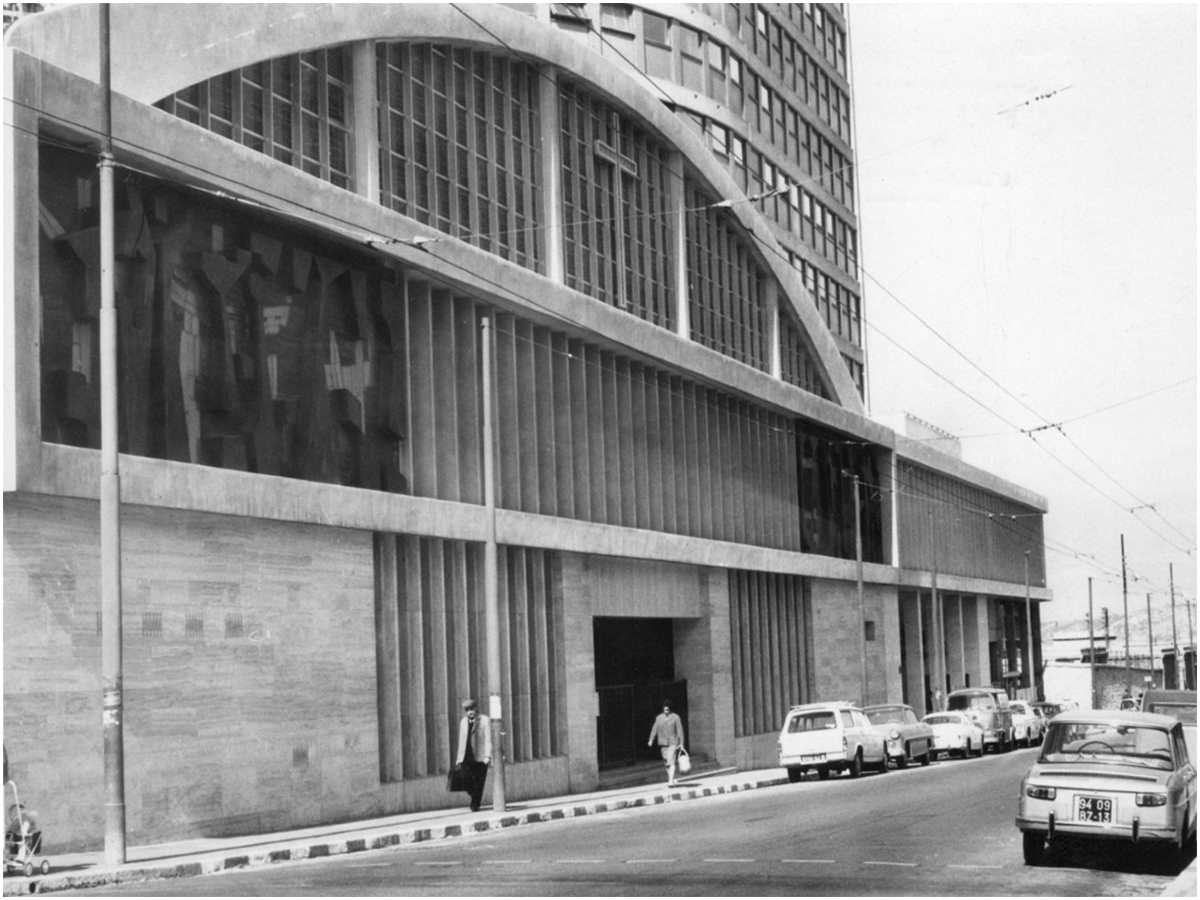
<box><xmin>1016</xmin><ymin>709</ymin><xmax>1197</xmax><ymax>865</ymax></box>
<box><xmin>1031</xmin><ymin>700</ymin><xmax>1063</xmax><ymax>722</ymax></box>
<box><xmin>1009</xmin><ymin>700</ymin><xmax>1044</xmax><ymax>746</ymax></box>
<box><xmin>863</xmin><ymin>703</ymin><xmax>935</xmax><ymax>767</ymax></box>
<box><xmin>1141</xmin><ymin>689</ymin><xmax>1197</xmax><ymax>761</ymax></box>
<box><xmin>947</xmin><ymin>687</ymin><xmax>1014</xmax><ymax>752</ymax></box>
<box><xmin>923</xmin><ymin>710</ymin><xmax>985</xmax><ymax>758</ymax></box>
<box><xmin>778</xmin><ymin>701</ymin><xmax>888</xmax><ymax>782</ymax></box>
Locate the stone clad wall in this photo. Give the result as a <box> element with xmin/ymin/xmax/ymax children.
<box><xmin>2</xmin><ymin>493</ymin><xmax>379</xmax><ymax>851</ymax></box>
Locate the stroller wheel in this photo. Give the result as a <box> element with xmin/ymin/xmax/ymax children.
<box><xmin>39</xmin><ymin>859</ymin><xmax>50</xmax><ymax>875</ymax></box>
<box><xmin>23</xmin><ymin>861</ymin><xmax>33</xmax><ymax>877</ymax></box>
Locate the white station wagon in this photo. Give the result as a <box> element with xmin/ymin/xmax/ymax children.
<box><xmin>778</xmin><ymin>701</ymin><xmax>888</xmax><ymax>782</ymax></box>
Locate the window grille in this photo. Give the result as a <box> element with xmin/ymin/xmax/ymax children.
<box><xmin>156</xmin><ymin>47</ymin><xmax>353</xmax><ymax>190</ymax></box>
<box><xmin>559</xmin><ymin>80</ymin><xmax>674</xmax><ymax>329</ymax></box>
<box><xmin>685</xmin><ymin>184</ymin><xmax>768</xmax><ymax>371</ymax></box>
<box><xmin>377</xmin><ymin>42</ymin><xmax>542</xmax><ymax>271</ymax></box>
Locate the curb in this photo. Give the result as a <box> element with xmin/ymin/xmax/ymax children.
<box><xmin>1160</xmin><ymin>859</ymin><xmax>1197</xmax><ymax>897</ymax></box>
<box><xmin>4</xmin><ymin>774</ymin><xmax>788</xmax><ymax>895</ymax></box>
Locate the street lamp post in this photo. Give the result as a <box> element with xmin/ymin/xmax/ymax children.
<box><xmin>1024</xmin><ymin>551</ymin><xmax>1035</xmax><ymax>698</ymax></box>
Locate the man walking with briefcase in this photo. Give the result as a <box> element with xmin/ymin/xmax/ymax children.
<box><xmin>453</xmin><ymin>698</ymin><xmax>492</xmax><ymax>811</ymax></box>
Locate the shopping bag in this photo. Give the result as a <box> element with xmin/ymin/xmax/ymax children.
<box><xmin>676</xmin><ymin>748</ymin><xmax>692</xmax><ymax>774</ymax></box>
<box><xmin>446</xmin><ymin>764</ymin><xmax>471</xmax><ymax>792</ymax></box>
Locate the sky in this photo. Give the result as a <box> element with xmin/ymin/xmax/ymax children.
<box><xmin>849</xmin><ymin>3</ymin><xmax>1197</xmax><ymax>637</ymax></box>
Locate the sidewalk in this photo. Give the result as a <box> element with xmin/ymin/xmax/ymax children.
<box><xmin>4</xmin><ymin>764</ymin><xmax>1195</xmax><ymax>896</ymax></box>
<box><xmin>2</xmin><ymin>765</ymin><xmax>781</xmax><ymax>895</ymax></box>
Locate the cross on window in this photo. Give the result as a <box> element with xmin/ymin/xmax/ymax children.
<box><xmin>593</xmin><ymin>112</ymin><xmax>638</xmax><ymax>309</ymax></box>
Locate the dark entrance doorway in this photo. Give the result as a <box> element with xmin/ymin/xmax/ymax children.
<box><xmin>593</xmin><ymin>617</ymin><xmax>687</xmax><ymax>769</ymax></box>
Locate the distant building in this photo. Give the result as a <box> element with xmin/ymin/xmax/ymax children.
<box><xmin>4</xmin><ymin>3</ymin><xmax>1049</xmax><ymax>850</ymax></box>
<box><xmin>2</xmin><ymin>2</ymin><xmax>42</xmax><ymax>32</ymax></box>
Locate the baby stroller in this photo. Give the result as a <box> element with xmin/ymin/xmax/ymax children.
<box><xmin>5</xmin><ymin>780</ymin><xmax>49</xmax><ymax>877</ymax></box>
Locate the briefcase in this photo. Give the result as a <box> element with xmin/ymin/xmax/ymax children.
<box><xmin>447</xmin><ymin>764</ymin><xmax>471</xmax><ymax>792</ymax></box>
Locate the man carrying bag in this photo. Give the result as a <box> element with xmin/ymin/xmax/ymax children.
<box><xmin>451</xmin><ymin>698</ymin><xmax>492</xmax><ymax>811</ymax></box>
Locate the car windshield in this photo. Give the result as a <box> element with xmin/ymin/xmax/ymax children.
<box><xmin>925</xmin><ymin>714</ymin><xmax>959</xmax><ymax>726</ymax></box>
<box><xmin>866</xmin><ymin>708</ymin><xmax>905</xmax><ymax>725</ymax></box>
<box><xmin>1041</xmin><ymin>722</ymin><xmax>1174</xmax><ymax>770</ymax></box>
<box><xmin>1146</xmin><ymin>702</ymin><xmax>1197</xmax><ymax>725</ymax></box>
<box><xmin>948</xmin><ymin>694</ymin><xmax>993</xmax><ymax>711</ymax></box>
<box><xmin>788</xmin><ymin>711</ymin><xmax>837</xmax><ymax>732</ymax></box>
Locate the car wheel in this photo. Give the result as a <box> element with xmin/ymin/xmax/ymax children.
<box><xmin>920</xmin><ymin>743</ymin><xmax>932</xmax><ymax>766</ymax></box>
<box><xmin>787</xmin><ymin>767</ymin><xmax>803</xmax><ymax>784</ymax></box>
<box><xmin>848</xmin><ymin>750</ymin><xmax>863</xmax><ymax>778</ymax></box>
<box><xmin>1022</xmin><ymin>831</ymin><xmax>1046</xmax><ymax>866</ymax></box>
<box><xmin>895</xmin><ymin>749</ymin><xmax>908</xmax><ymax>769</ymax></box>
<box><xmin>963</xmin><ymin>739</ymin><xmax>971</xmax><ymax>758</ymax></box>
<box><xmin>817</xmin><ymin>767</ymin><xmax>831</xmax><ymax>780</ymax></box>
<box><xmin>975</xmin><ymin>739</ymin><xmax>984</xmax><ymax>758</ymax></box>
<box><xmin>1176</xmin><ymin>806</ymin><xmax>1192</xmax><ymax>865</ymax></box>
<box><xmin>876</xmin><ymin>752</ymin><xmax>889</xmax><ymax>774</ymax></box>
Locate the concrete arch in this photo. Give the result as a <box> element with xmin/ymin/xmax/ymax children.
<box><xmin>9</xmin><ymin>2</ymin><xmax>863</xmax><ymax>411</ymax></box>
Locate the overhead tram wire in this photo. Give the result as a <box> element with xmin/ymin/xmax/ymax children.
<box><xmin>13</xmin><ymin>102</ymin><xmax>1149</xmax><ymax>593</ymax></box>
<box><xmin>12</xmin><ymin>66</ymin><xmax>1192</xmax><ymax>554</ymax></box>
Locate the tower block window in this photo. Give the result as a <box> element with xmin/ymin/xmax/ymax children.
<box><xmin>377</xmin><ymin>43</ymin><xmax>543</xmax><ymax>272</ymax></box>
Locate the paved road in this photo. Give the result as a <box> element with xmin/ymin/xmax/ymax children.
<box><xmin>65</xmin><ymin>748</ymin><xmax>1191</xmax><ymax>896</ymax></box>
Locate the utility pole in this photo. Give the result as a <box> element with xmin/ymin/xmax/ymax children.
<box><xmin>1087</xmin><ymin>578</ymin><xmax>1096</xmax><ymax>707</ymax></box>
<box><xmin>98</xmin><ymin>3</ymin><xmax>127</xmax><ymax>867</ymax></box>
<box><xmin>1024</xmin><ymin>550</ymin><xmax>1034</xmax><ymax>697</ymax></box>
<box><xmin>853</xmin><ymin>474</ymin><xmax>868</xmax><ymax>704</ymax></box>
<box><xmin>1120</xmin><ymin>534</ymin><xmax>1131</xmax><ymax>695</ymax></box>
<box><xmin>480</xmin><ymin>315</ymin><xmax>506</xmax><ymax>812</ymax></box>
<box><xmin>1169</xmin><ymin>563</ymin><xmax>1180</xmax><ymax>689</ymax></box>
<box><xmin>1146</xmin><ymin>592</ymin><xmax>1154</xmax><ymax>686</ymax></box>
<box><xmin>1103</xmin><ymin>607</ymin><xmax>1110</xmax><ymax>659</ymax></box>
<box><xmin>929</xmin><ymin>507</ymin><xmax>942</xmax><ymax>709</ymax></box>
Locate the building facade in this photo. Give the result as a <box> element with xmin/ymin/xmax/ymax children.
<box><xmin>4</xmin><ymin>3</ymin><xmax>1049</xmax><ymax>851</ymax></box>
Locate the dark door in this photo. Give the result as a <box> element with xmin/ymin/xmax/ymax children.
<box><xmin>593</xmin><ymin>617</ymin><xmax>687</xmax><ymax>769</ymax></box>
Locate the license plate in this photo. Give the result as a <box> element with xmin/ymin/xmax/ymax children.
<box><xmin>801</xmin><ymin>754</ymin><xmax>825</xmax><ymax>762</ymax></box>
<box><xmin>1075</xmin><ymin>795</ymin><xmax>1113</xmax><ymax>823</ymax></box>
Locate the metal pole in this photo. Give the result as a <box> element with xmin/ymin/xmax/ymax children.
<box><xmin>1024</xmin><ymin>551</ymin><xmax>1034</xmax><ymax>697</ymax></box>
<box><xmin>1120</xmin><ymin>534</ymin><xmax>1131</xmax><ymax>695</ymax></box>
<box><xmin>929</xmin><ymin>507</ymin><xmax>941</xmax><ymax>708</ymax></box>
<box><xmin>1087</xmin><ymin>578</ymin><xmax>1096</xmax><ymax>708</ymax></box>
<box><xmin>853</xmin><ymin>475</ymin><xmax>867</xmax><ymax>704</ymax></box>
<box><xmin>480</xmin><ymin>315</ymin><xmax>506</xmax><ymax>812</ymax></box>
<box><xmin>98</xmin><ymin>3</ymin><xmax>126</xmax><ymax>867</ymax></box>
<box><xmin>1169</xmin><ymin>563</ymin><xmax>1180</xmax><ymax>689</ymax></box>
<box><xmin>1146</xmin><ymin>592</ymin><xmax>1154</xmax><ymax>687</ymax></box>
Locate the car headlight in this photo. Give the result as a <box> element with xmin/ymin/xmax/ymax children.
<box><xmin>889</xmin><ymin>729</ymin><xmax>901</xmax><ymax>740</ymax></box>
<box><xmin>1025</xmin><ymin>785</ymin><xmax>1056</xmax><ymax>800</ymax></box>
<box><xmin>1135</xmin><ymin>793</ymin><xmax>1167</xmax><ymax>807</ymax></box>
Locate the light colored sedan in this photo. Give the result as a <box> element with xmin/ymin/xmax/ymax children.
<box><xmin>863</xmin><ymin>703</ymin><xmax>935</xmax><ymax>767</ymax></box>
<box><xmin>1009</xmin><ymin>700</ymin><xmax>1044</xmax><ymax>746</ymax></box>
<box><xmin>923</xmin><ymin>711</ymin><xmax>985</xmax><ymax>759</ymax></box>
<box><xmin>1016</xmin><ymin>710</ymin><xmax>1197</xmax><ymax>865</ymax></box>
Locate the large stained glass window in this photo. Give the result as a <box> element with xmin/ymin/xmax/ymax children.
<box><xmin>157</xmin><ymin>47</ymin><xmax>353</xmax><ymax>190</ymax></box>
<box><xmin>377</xmin><ymin>43</ymin><xmax>543</xmax><ymax>272</ymax></box>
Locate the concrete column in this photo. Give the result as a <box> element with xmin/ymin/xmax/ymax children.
<box><xmin>672</xmin><ymin>571</ymin><xmax>726</xmax><ymax>765</ymax></box>
<box><xmin>351</xmin><ymin>41</ymin><xmax>380</xmax><ymax>203</ymax></box>
<box><xmin>560</xmin><ymin>553</ymin><xmax>598</xmax><ymax>790</ymax></box>
<box><xmin>669</xmin><ymin>150</ymin><xmax>689</xmax><ymax>340</ymax></box>
<box><xmin>538</xmin><ymin>67</ymin><xmax>564</xmax><ymax>283</ymax></box>
<box><xmin>766</xmin><ymin>280</ymin><xmax>782</xmax><ymax>379</ymax></box>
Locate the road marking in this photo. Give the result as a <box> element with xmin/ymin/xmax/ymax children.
<box><xmin>782</xmin><ymin>859</ymin><xmax>836</xmax><ymax>864</ymax></box>
<box><xmin>862</xmin><ymin>861</ymin><xmax>918</xmax><ymax>867</ymax></box>
<box><xmin>413</xmin><ymin>861</ymin><xmax>463</xmax><ymax>867</ymax></box>
<box><xmin>556</xmin><ymin>858</ymin><xmax>607</xmax><ymax>864</ymax></box>
<box><xmin>486</xmin><ymin>859</ymin><xmax>533</xmax><ymax>865</ymax></box>
<box><xmin>626</xmin><ymin>858</ymin><xmax>678</xmax><ymax>864</ymax></box>
<box><xmin>947</xmin><ymin>864</ymin><xmax>1003</xmax><ymax>870</ymax></box>
<box><xmin>703</xmin><ymin>858</ymin><xmax>755</xmax><ymax>863</ymax></box>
